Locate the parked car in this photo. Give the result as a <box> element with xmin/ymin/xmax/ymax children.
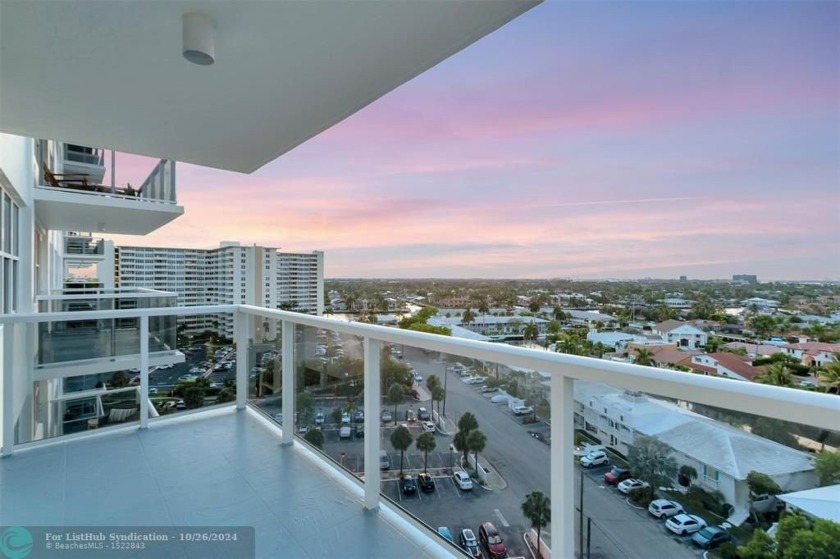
<box><xmin>413</xmin><ymin>371</ymin><xmax>423</xmax><ymax>382</ymax></box>
<box><xmin>379</xmin><ymin>450</ymin><xmax>390</xmax><ymax>470</ymax></box>
<box><xmin>691</xmin><ymin>525</ymin><xmax>732</xmax><ymax>549</ymax></box>
<box><xmin>468</xmin><ymin>376</ymin><xmax>486</xmax><ymax>385</ymax></box>
<box><xmin>399</xmin><ymin>474</ymin><xmax>417</xmax><ymax>495</ymax></box>
<box><xmin>422</xmin><ymin>422</ymin><xmax>436</xmax><ymax>433</ymax></box>
<box><xmin>354</xmin><ymin>410</ymin><xmax>364</xmax><ymax>423</ymax></box>
<box><xmin>314</xmin><ymin>412</ymin><xmax>325</xmax><ymax>425</ymax></box>
<box><xmin>575</xmin><ymin>443</ymin><xmax>606</xmax><ymax>457</ymax></box>
<box><xmin>665</xmin><ymin>514</ymin><xmax>707</xmax><ymax>536</ymax></box>
<box><xmin>617</xmin><ymin>478</ymin><xmax>650</xmax><ymax>494</ymax></box>
<box><xmin>511</xmin><ymin>405</ymin><xmax>534</xmax><ymax>415</ymax></box>
<box><xmin>603</xmin><ymin>466</ymin><xmax>631</xmax><ymax>485</ymax></box>
<box><xmin>437</xmin><ymin>527</ymin><xmax>453</xmax><ymax>543</ymax></box>
<box><xmin>478</xmin><ymin>522</ymin><xmax>507</xmax><ymax>559</ymax></box>
<box><xmin>453</xmin><ymin>471</ymin><xmax>473</xmax><ymax>491</ymax></box>
<box><xmin>417</xmin><ymin>407</ymin><xmax>430</xmax><ymax>420</ymax></box>
<box><xmin>381</xmin><ymin>410</ymin><xmax>392</xmax><ymax>423</ymax></box>
<box><xmin>339</xmin><ymin>426</ymin><xmax>351</xmax><ymax>439</ymax></box>
<box><xmin>354</xmin><ymin>424</ymin><xmax>364</xmax><ymax>438</ymax></box>
<box><xmin>490</xmin><ymin>394</ymin><xmax>510</xmax><ymax>404</ymax></box>
<box><xmin>417</xmin><ymin>473</ymin><xmax>435</xmax><ymax>492</ymax></box>
<box><xmin>480</xmin><ymin>386</ymin><xmax>499</xmax><ymax>393</ymax></box>
<box><xmin>405</xmin><ymin>409</ymin><xmax>416</xmax><ymax>422</ymax></box>
<box><xmin>580</xmin><ymin>450</ymin><xmax>609</xmax><ymax>468</ymax></box>
<box><xmin>459</xmin><ymin>528</ymin><xmax>481</xmax><ymax>557</ymax></box>
<box><xmin>341</xmin><ymin>412</ymin><xmax>351</xmax><ymax>425</ymax></box>
<box><xmin>648</xmin><ymin>499</ymin><xmax>685</xmax><ymax>519</ymax></box>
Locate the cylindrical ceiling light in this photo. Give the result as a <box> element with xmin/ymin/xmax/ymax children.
<box><xmin>183</xmin><ymin>12</ymin><xmax>215</xmax><ymax>65</ymax></box>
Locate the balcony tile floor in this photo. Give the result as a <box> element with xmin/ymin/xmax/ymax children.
<box><xmin>0</xmin><ymin>407</ymin><xmax>446</xmax><ymax>558</ymax></box>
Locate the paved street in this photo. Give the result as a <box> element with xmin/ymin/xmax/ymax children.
<box><xmin>403</xmin><ymin>346</ymin><xmax>703</xmax><ymax>559</ymax></box>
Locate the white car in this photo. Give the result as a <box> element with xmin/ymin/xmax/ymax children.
<box><xmin>314</xmin><ymin>412</ymin><xmax>325</xmax><ymax>425</ymax></box>
<box><xmin>648</xmin><ymin>499</ymin><xmax>685</xmax><ymax>519</ymax></box>
<box><xmin>580</xmin><ymin>450</ymin><xmax>609</xmax><ymax>468</ymax></box>
<box><xmin>490</xmin><ymin>394</ymin><xmax>510</xmax><ymax>404</ymax></box>
<box><xmin>617</xmin><ymin>478</ymin><xmax>650</xmax><ymax>494</ymax></box>
<box><xmin>341</xmin><ymin>412</ymin><xmax>351</xmax><ymax>425</ymax></box>
<box><xmin>511</xmin><ymin>405</ymin><xmax>534</xmax><ymax>415</ymax></box>
<box><xmin>422</xmin><ymin>422</ymin><xmax>436</xmax><ymax>433</ymax></box>
<box><xmin>573</xmin><ymin>443</ymin><xmax>605</xmax><ymax>457</ymax></box>
<box><xmin>665</xmin><ymin>514</ymin><xmax>707</xmax><ymax>536</ymax></box>
<box><xmin>453</xmin><ymin>471</ymin><xmax>473</xmax><ymax>491</ymax></box>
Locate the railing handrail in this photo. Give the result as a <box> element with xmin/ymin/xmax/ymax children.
<box><xmin>2</xmin><ymin>304</ymin><xmax>838</xmax><ymax>432</ymax></box>
<box><xmin>36</xmin><ymin>288</ymin><xmax>177</xmax><ymax>301</ymax></box>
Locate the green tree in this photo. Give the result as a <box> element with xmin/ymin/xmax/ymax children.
<box><xmin>775</xmin><ymin>513</ymin><xmax>811</xmax><ymax>558</ymax></box>
<box><xmin>678</xmin><ymin>465</ymin><xmax>698</xmax><ymax>487</ymax></box>
<box><xmin>627</xmin><ymin>435</ymin><xmax>677</xmax><ymax>487</ymax></box>
<box><xmin>749</xmin><ymin>315</ymin><xmax>777</xmax><ymax>339</ymax></box>
<box><xmin>216</xmin><ymin>387</ymin><xmax>235</xmax><ymax>403</ymax></box>
<box><xmin>529</xmin><ymin>300</ymin><xmax>541</xmax><ymax>313</ymax></box>
<box><xmin>416</xmin><ymin>432</ymin><xmax>437</xmax><ymax>473</ymax></box>
<box><xmin>390</xmin><ymin>425</ymin><xmax>413</xmax><ymax>474</ymax></box>
<box><xmin>303</xmin><ymin>427</ymin><xmax>325</xmax><ymax>449</ymax></box>
<box><xmin>521</xmin><ymin>490</ymin><xmax>551</xmax><ymax>558</ymax></box>
<box><xmin>387</xmin><ymin>382</ymin><xmax>404</xmax><ymax>424</ymax></box>
<box><xmin>785</xmin><ymin>519</ymin><xmax>840</xmax><ymax>559</ymax></box>
<box><xmin>478</xmin><ymin>300</ymin><xmax>490</xmax><ymax>320</ymax></box>
<box><xmin>184</xmin><ymin>386</ymin><xmax>205</xmax><ymax>409</ymax></box>
<box><xmin>634</xmin><ymin>347</ymin><xmax>655</xmax><ymax>367</ymax></box>
<box><xmin>818</xmin><ymin>354</ymin><xmax>840</xmax><ymax>394</ymax></box>
<box><xmin>467</xmin><ymin>429</ymin><xmax>487</xmax><ymax>471</ymax></box>
<box><xmin>296</xmin><ymin>391</ymin><xmax>314</xmax><ymax>418</ymax></box>
<box><xmin>756</xmin><ymin>362</ymin><xmax>795</xmax><ymax>387</ymax></box>
<box><xmin>753</xmin><ymin>418</ymin><xmax>800</xmax><ymax>449</ymax></box>
<box><xmin>109</xmin><ymin>371</ymin><xmax>130</xmax><ymax>388</ymax></box>
<box><xmin>738</xmin><ymin>529</ymin><xmax>775</xmax><ymax>559</ymax></box>
<box><xmin>523</xmin><ymin>322</ymin><xmax>539</xmax><ymax>342</ymax></box>
<box><xmin>462</xmin><ymin>308</ymin><xmax>476</xmax><ymax>328</ymax></box>
<box><xmin>704</xmin><ymin>336</ymin><xmax>724</xmax><ymax>353</ymax></box>
<box><xmin>746</xmin><ymin>471</ymin><xmax>782</xmax><ymax>497</ymax></box>
<box><xmin>453</xmin><ymin>429</ymin><xmax>470</xmax><ymax>466</ymax></box>
<box><xmin>553</xmin><ymin>305</ymin><xmax>566</xmax><ymax>321</ymax></box>
<box><xmin>458</xmin><ymin>412</ymin><xmax>478</xmax><ymax>433</ymax></box>
<box><xmin>814</xmin><ymin>449</ymin><xmax>840</xmax><ymax>486</ymax></box>
<box><xmin>432</xmin><ymin>385</ymin><xmax>445</xmax><ymax>417</ymax></box>
<box><xmin>427</xmin><ymin>374</ymin><xmax>440</xmax><ymax>412</ymax></box>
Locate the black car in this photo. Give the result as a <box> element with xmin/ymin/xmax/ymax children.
<box><xmin>417</xmin><ymin>473</ymin><xmax>435</xmax><ymax>492</ymax></box>
<box><xmin>691</xmin><ymin>525</ymin><xmax>732</xmax><ymax>549</ymax></box>
<box><xmin>399</xmin><ymin>474</ymin><xmax>417</xmax><ymax>495</ymax></box>
<box><xmin>354</xmin><ymin>424</ymin><xmax>364</xmax><ymax>438</ymax></box>
<box><xmin>354</xmin><ymin>410</ymin><xmax>364</xmax><ymax>423</ymax></box>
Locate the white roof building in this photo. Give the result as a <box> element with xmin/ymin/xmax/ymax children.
<box><xmin>778</xmin><ymin>484</ymin><xmax>840</xmax><ymax>523</ymax></box>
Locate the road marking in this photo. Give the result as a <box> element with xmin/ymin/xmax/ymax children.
<box><xmin>494</xmin><ymin>509</ymin><xmax>510</xmax><ymax>528</ymax></box>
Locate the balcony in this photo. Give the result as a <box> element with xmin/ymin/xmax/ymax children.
<box><xmin>1</xmin><ymin>305</ymin><xmax>838</xmax><ymax>559</ymax></box>
<box><xmin>34</xmin><ymin>159</ymin><xmax>183</xmax><ymax>235</ymax></box>
<box><xmin>62</xmin><ymin>144</ymin><xmax>106</xmax><ymax>184</ymax></box>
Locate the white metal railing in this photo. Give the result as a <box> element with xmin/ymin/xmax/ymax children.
<box><xmin>37</xmin><ymin>287</ymin><xmax>177</xmax><ymax>302</ymax></box>
<box><xmin>137</xmin><ymin>159</ymin><xmax>177</xmax><ymax>204</ymax></box>
<box><xmin>2</xmin><ymin>304</ymin><xmax>839</xmax><ymax>559</ymax></box>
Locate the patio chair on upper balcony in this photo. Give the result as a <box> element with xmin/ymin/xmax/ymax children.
<box><xmin>42</xmin><ymin>163</ymin><xmax>90</xmax><ymax>189</ymax></box>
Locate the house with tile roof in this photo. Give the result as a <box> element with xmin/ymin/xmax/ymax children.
<box><xmin>574</xmin><ymin>381</ymin><xmax>818</xmax><ymax>524</ymax></box>
<box><xmin>689</xmin><ymin>353</ymin><xmax>763</xmax><ymax>381</ymax></box>
<box><xmin>654</xmin><ymin>320</ymin><xmax>708</xmax><ymax>349</ymax></box>
<box><xmin>780</xmin><ymin>342</ymin><xmax>840</xmax><ymax>367</ymax></box>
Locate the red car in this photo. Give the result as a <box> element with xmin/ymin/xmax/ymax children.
<box><xmin>604</xmin><ymin>466</ymin><xmax>631</xmax><ymax>485</ymax></box>
<box><xmin>478</xmin><ymin>522</ymin><xmax>507</xmax><ymax>559</ymax></box>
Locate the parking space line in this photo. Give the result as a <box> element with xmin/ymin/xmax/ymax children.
<box><xmin>494</xmin><ymin>509</ymin><xmax>510</xmax><ymax>528</ymax></box>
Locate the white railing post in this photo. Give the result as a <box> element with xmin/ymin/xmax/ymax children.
<box><xmin>551</xmin><ymin>374</ymin><xmax>575</xmax><ymax>559</ymax></box>
<box><xmin>363</xmin><ymin>336</ymin><xmax>381</xmax><ymax>511</ymax></box>
<box><xmin>281</xmin><ymin>320</ymin><xmax>294</xmax><ymax>446</ymax></box>
<box><xmin>169</xmin><ymin>160</ymin><xmax>176</xmax><ymax>203</ymax></box>
<box><xmin>139</xmin><ymin>316</ymin><xmax>149</xmax><ymax>429</ymax></box>
<box><xmin>235</xmin><ymin>310</ymin><xmax>249</xmax><ymax>410</ymax></box>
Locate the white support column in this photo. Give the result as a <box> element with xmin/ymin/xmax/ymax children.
<box><xmin>281</xmin><ymin>320</ymin><xmax>294</xmax><ymax>446</ymax></box>
<box><xmin>1</xmin><ymin>323</ymin><xmax>15</xmax><ymax>456</ymax></box>
<box><xmin>235</xmin><ymin>310</ymin><xmax>249</xmax><ymax>410</ymax></box>
<box><xmin>550</xmin><ymin>374</ymin><xmax>575</xmax><ymax>559</ymax></box>
<box><xmin>363</xmin><ymin>336</ymin><xmax>381</xmax><ymax>511</ymax></box>
<box><xmin>139</xmin><ymin>316</ymin><xmax>149</xmax><ymax>429</ymax></box>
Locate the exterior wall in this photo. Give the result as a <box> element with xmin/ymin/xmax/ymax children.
<box><xmin>660</xmin><ymin>325</ymin><xmax>707</xmax><ymax>349</ymax></box>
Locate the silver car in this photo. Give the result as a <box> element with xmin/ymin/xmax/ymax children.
<box><xmin>648</xmin><ymin>499</ymin><xmax>685</xmax><ymax>519</ymax></box>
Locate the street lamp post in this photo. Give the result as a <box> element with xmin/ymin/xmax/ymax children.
<box><xmin>442</xmin><ymin>364</ymin><xmax>448</xmax><ymax>417</ymax></box>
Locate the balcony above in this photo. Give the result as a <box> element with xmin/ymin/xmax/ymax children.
<box><xmin>63</xmin><ymin>144</ymin><xmax>106</xmax><ymax>184</ymax></box>
<box><xmin>35</xmin><ymin>160</ymin><xmax>183</xmax><ymax>235</ymax></box>
<box><xmin>0</xmin><ymin>0</ymin><xmax>539</xmax><ymax>173</ymax></box>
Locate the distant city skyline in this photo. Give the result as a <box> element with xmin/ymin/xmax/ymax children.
<box><xmin>104</xmin><ymin>1</ymin><xmax>840</xmax><ymax>281</ymax></box>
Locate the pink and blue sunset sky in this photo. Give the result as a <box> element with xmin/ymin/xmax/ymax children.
<box><xmin>106</xmin><ymin>1</ymin><xmax>840</xmax><ymax>281</ymax></box>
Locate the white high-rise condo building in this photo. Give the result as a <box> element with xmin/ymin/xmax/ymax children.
<box><xmin>115</xmin><ymin>242</ymin><xmax>324</xmax><ymax>338</ymax></box>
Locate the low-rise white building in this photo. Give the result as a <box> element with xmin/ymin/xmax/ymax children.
<box><xmin>654</xmin><ymin>320</ymin><xmax>708</xmax><ymax>349</ymax></box>
<box><xmin>574</xmin><ymin>382</ymin><xmax>817</xmax><ymax>522</ymax></box>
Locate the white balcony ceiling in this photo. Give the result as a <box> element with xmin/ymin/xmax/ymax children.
<box><xmin>0</xmin><ymin>0</ymin><xmax>539</xmax><ymax>174</ymax></box>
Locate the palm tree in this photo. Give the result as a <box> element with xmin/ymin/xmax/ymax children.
<box><xmin>478</xmin><ymin>300</ymin><xmax>490</xmax><ymax>324</ymax></box>
<box><xmin>634</xmin><ymin>348</ymin><xmax>654</xmax><ymax>367</ymax></box>
<box><xmin>523</xmin><ymin>322</ymin><xmax>539</xmax><ymax>343</ymax></box>
<box><xmin>387</xmin><ymin>383</ymin><xmax>404</xmax><ymax>424</ymax></box>
<box><xmin>453</xmin><ymin>429</ymin><xmax>470</xmax><ymax>467</ymax></box>
<box><xmin>521</xmin><ymin>490</ymin><xmax>551</xmax><ymax>558</ymax></box>
<box><xmin>458</xmin><ymin>412</ymin><xmax>478</xmax><ymax>432</ymax></box>
<box><xmin>426</xmin><ymin>374</ymin><xmax>440</xmax><ymax>411</ymax></box>
<box><xmin>462</xmin><ymin>308</ymin><xmax>476</xmax><ymax>329</ymax></box>
<box><xmin>432</xmin><ymin>385</ymin><xmax>445</xmax><ymax>417</ymax></box>
<box><xmin>756</xmin><ymin>362</ymin><xmax>795</xmax><ymax>387</ymax></box>
<box><xmin>390</xmin><ymin>425</ymin><xmax>413</xmax><ymax>474</ymax></box>
<box><xmin>467</xmin><ymin>429</ymin><xmax>487</xmax><ymax>470</ymax></box>
<box><xmin>416</xmin><ymin>432</ymin><xmax>437</xmax><ymax>473</ymax></box>
<box><xmin>818</xmin><ymin>355</ymin><xmax>840</xmax><ymax>394</ymax></box>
